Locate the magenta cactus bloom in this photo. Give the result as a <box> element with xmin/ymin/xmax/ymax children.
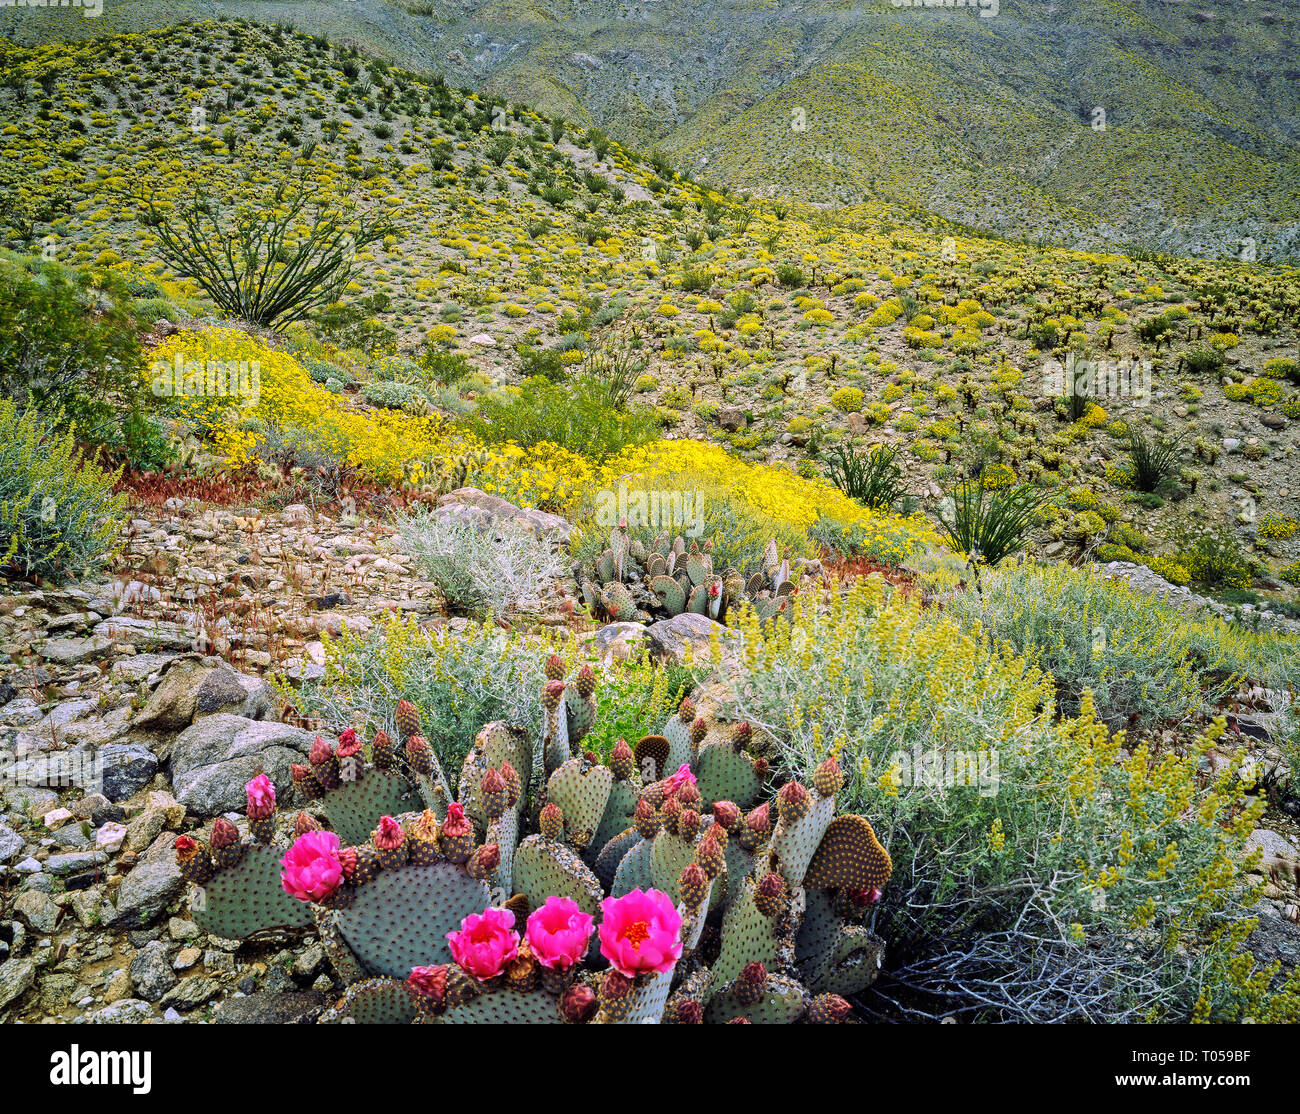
<box><xmin>525</xmin><ymin>896</ymin><xmax>595</xmax><ymax>971</ymax></box>
<box><xmin>446</xmin><ymin>906</ymin><xmax>519</xmax><ymax>981</ymax></box>
<box><xmin>374</xmin><ymin>815</ymin><xmax>405</xmax><ymax>850</ymax></box>
<box><xmin>280</xmin><ymin>830</ymin><xmax>344</xmax><ymax>902</ymax></box>
<box><xmin>663</xmin><ymin>763</ymin><xmax>697</xmax><ymax>797</ymax></box>
<box><xmin>245</xmin><ymin>773</ymin><xmax>276</xmax><ymax>819</ymax></box>
<box><xmin>598</xmin><ymin>888</ymin><xmax>683</xmax><ymax>978</ymax></box>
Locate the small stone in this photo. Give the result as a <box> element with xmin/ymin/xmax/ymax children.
<box><xmin>43</xmin><ymin>808</ymin><xmax>74</xmax><ymax>830</ymax></box>
<box><xmin>15</xmin><ymin>889</ymin><xmax>60</xmax><ymax>934</ymax></box>
<box><xmin>173</xmin><ymin>947</ymin><xmax>202</xmax><ymax>971</ymax></box>
<box><xmin>130</xmin><ymin>941</ymin><xmax>178</xmax><ymax>1002</ymax></box>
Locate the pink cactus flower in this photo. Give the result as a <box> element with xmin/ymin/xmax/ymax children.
<box><xmin>446</xmin><ymin>906</ymin><xmax>519</xmax><ymax>981</ymax></box>
<box><xmin>663</xmin><ymin>763</ymin><xmax>697</xmax><ymax>798</ymax></box>
<box><xmin>525</xmin><ymin>896</ymin><xmax>595</xmax><ymax>971</ymax></box>
<box><xmin>374</xmin><ymin>815</ymin><xmax>405</xmax><ymax>850</ymax></box>
<box><xmin>280</xmin><ymin>829</ymin><xmax>344</xmax><ymax>902</ymax></box>
<box><xmin>245</xmin><ymin>773</ymin><xmax>276</xmax><ymax>819</ymax></box>
<box><xmin>598</xmin><ymin>888</ymin><xmax>682</xmax><ymax>978</ymax></box>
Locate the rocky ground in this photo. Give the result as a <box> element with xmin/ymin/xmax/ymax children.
<box><xmin>1</xmin><ymin>492</ymin><xmax>1298</xmax><ymax>1024</ymax></box>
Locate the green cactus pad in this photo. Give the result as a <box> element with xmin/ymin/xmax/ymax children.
<box><xmin>191</xmin><ymin>843</ymin><xmax>313</xmax><ymax>938</ymax></box>
<box><xmin>802</xmin><ymin>814</ymin><xmax>893</xmax><ymax>891</ymax></box>
<box><xmin>686</xmin><ymin>551</ymin><xmax>709</xmax><ymax>586</ymax></box>
<box><xmin>661</xmin><ymin>715</ymin><xmax>694</xmax><ymax>773</ymax></box>
<box><xmin>692</xmin><ymin>742</ymin><xmax>763</xmax><ymax>810</ymax></box>
<box><xmin>542</xmin><ymin>699</ymin><xmax>570</xmax><ymax>777</ymax></box>
<box><xmin>335</xmin><ymin>863</ymin><xmax>492</xmax><ymax>977</ymax></box>
<box><xmin>315</xmin><ymin>906</ymin><xmax>366</xmax><ymax>986</ymax></box>
<box><xmin>682</xmin><ymin>876</ymin><xmax>716</xmax><ymax>955</ymax></box>
<box><xmin>514</xmin><ymin>835</ymin><xmax>603</xmax><ymax>917</ymax></box>
<box><xmin>565</xmin><ymin>687</ymin><xmax>597</xmax><ymax>748</ymax></box>
<box><xmin>716</xmin><ymin>835</ymin><xmax>755</xmax><ymax>913</ymax></box>
<box><xmin>457</xmin><ymin>748</ymin><xmax>490</xmax><ymax>834</ymax></box>
<box><xmin>596</xmin><ymin>549</ymin><xmax>617</xmax><ymax>583</ymax></box>
<box><xmin>650</xmin><ymin>574</ymin><xmax>686</xmax><ymax>616</ymax></box>
<box><xmin>485</xmin><ymin>807</ymin><xmax>519</xmax><ymax>894</ymax></box>
<box><xmin>320</xmin><ymin>977</ymin><xmax>417</xmax><ymax>1024</ymax></box>
<box><xmin>794</xmin><ymin>887</ymin><xmax>841</xmax><ymax>989</ymax></box>
<box><xmin>591</xmin><ymin>779</ymin><xmax>640</xmax><ymax>855</ymax></box>
<box><xmin>772</xmin><ymin>792</ymin><xmax>835</xmax><ymax>888</ymax></box>
<box><xmin>601</xmin><ymin>581</ymin><xmax>639</xmax><ymax>623</ymax></box>
<box><xmin>435</xmin><ymin>987</ymin><xmax>564</xmax><ymax>1024</ymax></box>
<box><xmin>593</xmin><ymin>828</ymin><xmax>642</xmax><ymax>889</ymax></box>
<box><xmin>808</xmin><ymin>927</ymin><xmax>884</xmax><ymax>998</ymax></box>
<box><xmin>546</xmin><ymin>758</ymin><xmax>614</xmax><ymax>848</ymax></box>
<box><xmin>603</xmin><ymin>968</ymin><xmax>673</xmax><ymax>1024</ymax></box>
<box><xmin>646</xmin><ymin>553</ymin><xmax>668</xmax><ymax>578</ymax></box>
<box><xmin>704</xmin><ymin>972</ymin><xmax>807</xmax><ymax>1024</ymax></box>
<box><xmin>322</xmin><ymin>768</ymin><xmax>420</xmax><ymax>847</ymax></box>
<box><xmin>712</xmin><ymin>876</ymin><xmax>792</xmax><ymax>989</ymax></box>
<box><xmin>610</xmin><ymin>833</ymin><xmax>656</xmax><ymax>897</ymax></box>
<box><xmin>650</xmin><ymin>827</ymin><xmax>699</xmax><ymax>896</ymax></box>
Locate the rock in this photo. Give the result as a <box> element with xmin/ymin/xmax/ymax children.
<box><xmin>718</xmin><ymin>406</ymin><xmax>747</xmax><ymax>432</ymax></box>
<box><xmin>37</xmin><ymin>635</ymin><xmax>115</xmax><ymax>665</ymax></box>
<box><xmin>92</xmin><ymin>616</ymin><xmax>193</xmax><ymax>650</ymax></box>
<box><xmin>293</xmin><ymin>943</ymin><xmax>326</xmax><ymax>980</ymax></box>
<box><xmin>103</xmin><ymin>969</ymin><xmax>134</xmax><ymax>1003</ymax></box>
<box><xmin>134</xmin><ymin>656</ymin><xmax>276</xmax><ymax>732</ymax></box>
<box><xmin>66</xmin><ymin>887</ymin><xmax>105</xmax><ymax>928</ymax></box>
<box><xmin>110</xmin><ymin>653</ymin><xmax>179</xmax><ymax>684</ymax></box>
<box><xmin>0</xmin><ymin>957</ymin><xmax>38</xmax><ymax>1010</ymax></box>
<box><xmin>0</xmin><ymin>823</ymin><xmax>23</xmax><ymax>863</ymax></box>
<box><xmin>1246</xmin><ymin>829</ymin><xmax>1300</xmax><ymax>891</ymax></box>
<box><xmin>467</xmin><ymin>332</ymin><xmax>497</xmax><ymax>347</ymax></box>
<box><xmin>43</xmin><ymin>807</ymin><xmax>74</xmax><ymax>829</ymax></box>
<box><xmin>105</xmin><ymin>840</ymin><xmax>184</xmax><ymax>929</ymax></box>
<box><xmin>14</xmin><ymin>889</ymin><xmax>60</xmax><ymax>933</ymax></box>
<box><xmin>44</xmin><ymin>850</ymin><xmax>107</xmax><ymax>876</ymax></box>
<box><xmin>1223</xmin><ymin>437</ymin><xmax>1241</xmax><ymax>452</ymax></box>
<box><xmin>1248</xmin><ymin>900</ymin><xmax>1300</xmax><ymax>971</ymax></box>
<box><xmin>78</xmin><ymin>998</ymin><xmax>155</xmax><ymax>1024</ymax></box>
<box><xmin>14</xmin><ymin>857</ymin><xmax>41</xmax><ymax>874</ymax></box>
<box><xmin>435</xmin><ymin>487</ymin><xmax>572</xmax><ymax>544</ymax></box>
<box><xmin>646</xmin><ymin>613</ymin><xmax>732</xmax><ymax>664</ymax></box>
<box><xmin>213</xmin><ymin>989</ymin><xmax>327</xmax><ymax>1024</ymax></box>
<box><xmin>130</xmin><ymin>940</ymin><xmax>178</xmax><ymax>1002</ymax></box>
<box><xmin>847</xmin><ymin>412</ymin><xmax>866</xmax><ymax>435</ymax></box>
<box><xmin>170</xmin><ymin>714</ymin><xmax>320</xmax><ymax>817</ymax></box>
<box><xmin>98</xmin><ymin>743</ymin><xmax>159</xmax><ymax>802</ymax></box>
<box><xmin>173</xmin><ymin>947</ymin><xmax>201</xmax><ymax>970</ymax></box>
<box><xmin>95</xmin><ymin>822</ymin><xmax>127</xmax><ymax>854</ymax></box>
<box><xmin>0</xmin><ymin>698</ymin><xmax>43</xmax><ymax>727</ymax></box>
<box><xmin>124</xmin><ymin>810</ymin><xmax>167</xmax><ymax>855</ymax></box>
<box><xmin>1261</xmin><ymin>413</ymin><xmax>1287</xmax><ymax>431</ymax></box>
<box><xmin>159</xmin><ymin>976</ymin><xmax>220</xmax><ymax>1011</ymax></box>
<box><xmin>168</xmin><ymin>917</ymin><xmax>201</xmax><ymax>942</ymax></box>
<box><xmin>595</xmin><ymin>621</ymin><xmax>649</xmax><ymax>661</ymax></box>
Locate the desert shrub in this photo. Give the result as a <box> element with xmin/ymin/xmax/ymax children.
<box><xmin>361</xmin><ymin>380</ymin><xmax>428</xmax><ymax>413</ymax></box>
<box><xmin>0</xmin><ymin>402</ymin><xmax>126</xmax><ymax>581</ymax></box>
<box><xmin>396</xmin><ymin>509</ymin><xmax>566</xmax><ymax>618</ymax></box>
<box><xmin>1127</xmin><ymin>428</ymin><xmax>1185</xmax><ymax>492</ymax></box>
<box><xmin>934</xmin><ymin>479</ymin><xmax>1055</xmax><ymax>566</ymax></box>
<box><xmin>418</xmin><ymin>348</ymin><xmax>473</xmax><ymax>387</ymax></box>
<box><xmin>289</xmin><ymin>613</ymin><xmax>565</xmax><ymax>771</ymax></box>
<box><xmin>824</xmin><ymin>442</ymin><xmax>909</xmax><ymax>510</ymax></box>
<box><xmin>776</xmin><ymin>263</ymin><xmax>805</xmax><ymax>288</ymax></box>
<box><xmin>830</xmin><ymin>386</ymin><xmax>863</xmax><ymax>413</ymax></box>
<box><xmin>946</xmin><ymin>563</ymin><xmax>1207</xmax><ymax>728</ymax></box>
<box><xmin>1170</xmin><ymin>521</ymin><xmax>1254</xmax><ymax>589</ymax></box>
<box><xmin>1183</xmin><ymin>346</ymin><xmax>1224</xmax><ymax>376</ymax></box>
<box><xmin>582</xmin><ymin>657</ymin><xmax>694</xmax><ymax>762</ymax></box>
<box><xmin>703</xmin><ymin>585</ymin><xmax>1297</xmax><ymax>1022</ymax></box>
<box><xmin>457</xmin><ymin>374</ymin><xmax>658</xmax><ymax>461</ymax></box>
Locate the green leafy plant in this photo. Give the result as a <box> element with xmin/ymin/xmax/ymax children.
<box><xmin>824</xmin><ymin>442</ymin><xmax>909</xmax><ymax>511</ymax></box>
<box><xmin>934</xmin><ymin>480</ymin><xmax>1055</xmax><ymax>567</ymax></box>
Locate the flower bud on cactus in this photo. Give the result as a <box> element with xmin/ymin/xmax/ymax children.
<box><xmin>372</xmin><ymin>814</ymin><xmax>408</xmax><ymax>870</ymax></box>
<box><xmin>677</xmin><ymin>780</ymin><xmax>701</xmax><ymax>810</ymax></box>
<box><xmin>736</xmin><ymin>961</ymin><xmax>767</xmax><ymax>1006</ymax></box>
<box><xmin>481</xmin><ymin>768</ymin><xmax>507</xmax><ymax>819</ymax></box>
<box><xmin>562</xmin><ymin>983</ymin><xmax>597</xmax><ymax>1024</ymax></box>
<box><xmin>294</xmin><ymin>812</ymin><xmax>321</xmax><ymax>837</ymax></box>
<box><xmin>610</xmin><ymin>738</ymin><xmax>635</xmax><ymax>782</ymax></box>
<box><xmin>541</xmin><ymin>679</ymin><xmax>565</xmax><ymax>712</ymax></box>
<box><xmin>755</xmin><ymin>872</ymin><xmax>788</xmax><ymax>918</ymax></box>
<box><xmin>408</xmin><ymin>965</ymin><xmax>448</xmax><ymax>1005</ymax></box>
<box><xmin>539</xmin><ymin>802</ymin><xmax>564</xmax><ymax>842</ymax></box>
<box><xmin>352</xmin><ymin>844</ymin><xmax>382</xmax><ymax>885</ymax></box>
<box><xmin>506</xmin><ymin>949</ymin><xmax>539</xmax><ymax>993</ymax></box>
<box><xmin>678</xmin><ymin>862</ymin><xmax>709</xmax><ymax>909</ymax></box>
<box><xmin>808</xmin><ymin>994</ymin><xmax>853</xmax><ymax>1024</ymax></box>
<box><xmin>695</xmin><ymin>832</ymin><xmax>725</xmax><ymax>880</ymax></box>
<box><xmin>668</xmin><ymin>998</ymin><xmax>703</xmax><ymax>1024</ymax></box>
<box><xmin>544</xmin><ymin>652</ymin><xmax>566</xmax><ymax>681</ymax></box>
<box><xmin>499</xmin><ymin>761</ymin><xmax>522</xmax><ymax>808</ymax></box>
<box><xmin>677</xmin><ymin>696</ymin><xmax>696</xmax><ymax>723</ymax></box>
<box><xmin>728</xmin><ymin>1016</ymin><xmax>751</xmax><ymax>1024</ymax></box>
<box><xmin>445</xmin><ymin>964</ymin><xmax>480</xmax><ymax>1008</ymax></box>
<box><xmin>733</xmin><ymin>720</ymin><xmax>753</xmax><ymax>747</ymax></box>
<box><xmin>336</xmin><ymin>728</ymin><xmax>362</xmax><ymax>759</ymax></box>
<box><xmin>754</xmin><ymin>757</ymin><xmax>769</xmax><ymax>775</ymax></box>
<box><xmin>661</xmin><ymin>795</ymin><xmax>683</xmax><ymax>835</ymax></box>
<box><xmin>291</xmin><ymin>763</ymin><xmax>321</xmax><ymax>801</ymax></box>
<box><xmin>600</xmin><ymin>969</ymin><xmax>632</xmax><ymax>1003</ymax></box>
<box><xmin>678</xmin><ymin>807</ymin><xmax>702</xmax><ymax>841</ymax></box>
<box><xmin>407</xmin><ymin>810</ymin><xmax>441</xmax><ymax>865</ymax></box>
<box><xmin>440</xmin><ymin>802</ymin><xmax>475</xmax><ymax>864</ymax></box>
<box><xmin>470</xmin><ymin>842</ymin><xmax>500</xmax><ymax>881</ymax></box>
<box><xmin>575</xmin><ymin>663</ymin><xmax>596</xmax><ymax>699</ymax></box>
<box><xmin>739</xmin><ymin>802</ymin><xmax>771</xmax><ymax>851</ymax></box>
<box><xmin>690</xmin><ymin>717</ymin><xmax>709</xmax><ymax>747</ymax></box>
<box><xmin>777</xmin><ymin>780</ymin><xmax>811</xmax><ymax>825</ymax></box>
<box><xmin>245</xmin><ymin>774</ymin><xmax>276</xmax><ymax>843</ymax></box>
<box><xmin>337</xmin><ymin>845</ymin><xmax>359</xmax><ymax>880</ymax></box>
<box><xmin>812</xmin><ymin>755</ymin><xmax>843</xmax><ymax>798</ymax></box>
<box><xmin>371</xmin><ymin>729</ymin><xmax>396</xmax><ymax>770</ymax></box>
<box><xmin>209</xmin><ymin>817</ymin><xmax>245</xmax><ymax>870</ymax></box>
<box><xmin>633</xmin><ymin>798</ymin><xmax>661</xmax><ymax>840</ymax></box>
<box><xmin>712</xmin><ymin>800</ymin><xmax>741</xmax><ymax>832</ymax></box>
<box><xmin>394</xmin><ymin>698</ymin><xmax>421</xmax><ymax>741</ymax></box>
<box><xmin>405</xmin><ymin>734</ymin><xmax>434</xmax><ymax>778</ymax></box>
<box><xmin>309</xmin><ymin>736</ymin><xmax>340</xmax><ymax>790</ymax></box>
<box><xmin>174</xmin><ymin>835</ymin><xmax>212</xmax><ymax>884</ymax></box>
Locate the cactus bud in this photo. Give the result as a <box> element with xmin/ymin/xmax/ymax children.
<box><xmin>294</xmin><ymin>812</ymin><xmax>321</xmax><ymax>836</ymax></box>
<box><xmin>808</xmin><ymin>994</ymin><xmax>853</xmax><ymax>1024</ymax></box>
<box><xmin>575</xmin><ymin>663</ymin><xmax>596</xmax><ymax>699</ymax></box>
<box><xmin>736</xmin><ymin>961</ymin><xmax>767</xmax><ymax>1006</ymax></box>
<box><xmin>672</xmin><ymin>998</ymin><xmax>704</xmax><ymax>1024</ymax></box>
<box><xmin>408</xmin><ymin>965</ymin><xmax>448</xmax><ymax>1004</ymax></box>
<box><xmin>405</xmin><ymin>734</ymin><xmax>433</xmax><ymax>777</ymax></box>
<box><xmin>755</xmin><ymin>872</ymin><xmax>787</xmax><ymax>917</ymax></box>
<box><xmin>695</xmin><ymin>832</ymin><xmax>725</xmax><ymax>880</ymax></box>
<box><xmin>678</xmin><ymin>862</ymin><xmax>709</xmax><ymax>909</ymax></box>
<box><xmin>481</xmin><ymin>767</ymin><xmax>507</xmax><ymax>819</ymax></box>
<box><xmin>610</xmin><ymin>738</ymin><xmax>635</xmax><ymax>781</ymax></box>
<box><xmin>661</xmin><ymin>795</ymin><xmax>683</xmax><ymax>835</ymax></box>
<box><xmin>290</xmin><ymin>763</ymin><xmax>320</xmax><ymax>801</ymax></box>
<box><xmin>728</xmin><ymin>1016</ymin><xmax>751</xmax><ymax>1024</ymax></box>
<box><xmin>677</xmin><ymin>696</ymin><xmax>696</xmax><ymax>723</ymax></box>
<box><xmin>733</xmin><ymin>720</ymin><xmax>752</xmax><ymax>748</ymax></box>
<box><xmin>777</xmin><ymin>780</ymin><xmax>811</xmax><ymax>825</ymax></box>
<box><xmin>562</xmin><ymin>983</ymin><xmax>597</xmax><ymax>1024</ymax></box>
<box><xmin>633</xmin><ymin>798</ymin><xmax>661</xmax><ymax>840</ymax></box>
<box><xmin>600</xmin><ymin>969</ymin><xmax>632</xmax><ymax>1002</ymax></box>
<box><xmin>740</xmin><ymin>802</ymin><xmax>771</xmax><ymax>851</ymax></box>
<box><xmin>754</xmin><ymin>757</ymin><xmax>769</xmax><ymax>775</ymax></box>
<box><xmin>539</xmin><ymin>802</ymin><xmax>564</xmax><ymax>842</ymax></box>
<box><xmin>471</xmin><ymin>842</ymin><xmax>501</xmax><ymax>881</ymax></box>
<box><xmin>210</xmin><ymin>817</ymin><xmax>239</xmax><ymax>848</ymax></box>
<box><xmin>173</xmin><ymin>835</ymin><xmax>212</xmax><ymax>885</ymax></box>
<box><xmin>712</xmin><ymin>800</ymin><xmax>741</xmax><ymax>832</ymax></box>
<box><xmin>678</xmin><ymin>807</ymin><xmax>702</xmax><ymax>841</ymax></box>
<box><xmin>541</xmin><ymin>679</ymin><xmax>565</xmax><ymax>711</ymax></box>
<box><xmin>440</xmin><ymin>802</ymin><xmax>475</xmax><ymax>864</ymax></box>
<box><xmin>308</xmin><ymin>736</ymin><xmax>340</xmax><ymax>790</ymax></box>
<box><xmin>337</xmin><ymin>845</ymin><xmax>358</xmax><ymax>880</ymax></box>
<box><xmin>499</xmin><ymin>761</ymin><xmax>522</xmax><ymax>807</ymax></box>
<box><xmin>812</xmin><ymin>755</ymin><xmax>843</xmax><ymax>798</ymax></box>
<box><xmin>336</xmin><ymin>728</ymin><xmax>362</xmax><ymax>759</ymax></box>
<box><xmin>690</xmin><ymin>717</ymin><xmax>709</xmax><ymax>746</ymax></box>
<box><xmin>371</xmin><ymin>729</ymin><xmax>396</xmax><ymax>770</ymax></box>
<box><xmin>394</xmin><ymin>698</ymin><xmax>421</xmax><ymax>740</ymax></box>
<box><xmin>544</xmin><ymin>652</ymin><xmax>566</xmax><ymax>681</ymax></box>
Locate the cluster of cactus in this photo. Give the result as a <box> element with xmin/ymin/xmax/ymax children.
<box><xmin>176</xmin><ymin>656</ymin><xmax>891</xmax><ymax>1024</ymax></box>
<box><xmin>576</xmin><ymin>524</ymin><xmax>816</xmax><ymax>626</ymax></box>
